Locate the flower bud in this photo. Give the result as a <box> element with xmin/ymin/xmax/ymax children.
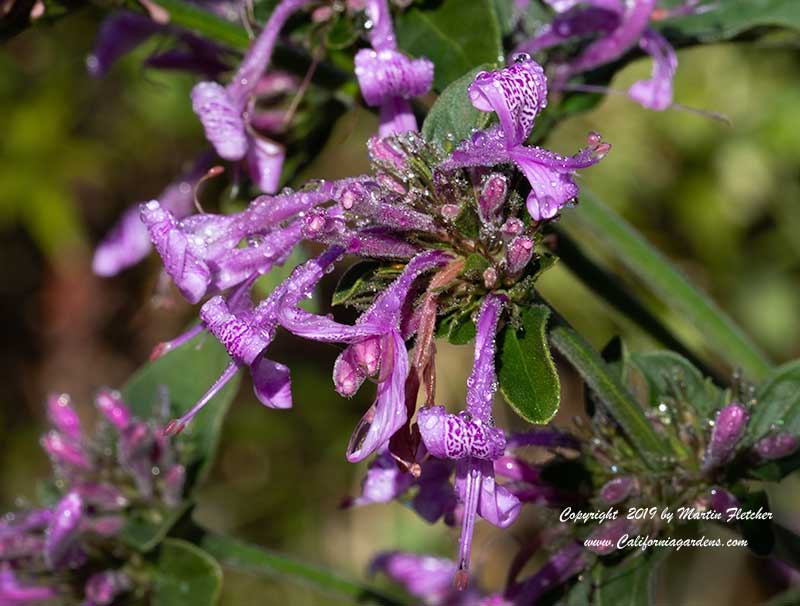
<box><xmin>710</xmin><ymin>487</ymin><xmax>739</xmax><ymax>516</ymax></box>
<box><xmin>161</xmin><ymin>465</ymin><xmax>186</xmax><ymax>507</ymax></box>
<box><xmin>353</xmin><ymin>336</ymin><xmax>382</xmax><ymax>376</ymax></box>
<box><xmin>478</xmin><ymin>173</ymin><xmax>507</xmax><ymax>224</ymax></box>
<box><xmin>483</xmin><ymin>267</ymin><xmax>498</xmax><ymax>289</ymax></box>
<box><xmin>47</xmin><ymin>393</ymin><xmax>81</xmax><ymax>441</ymax></box>
<box><xmin>367</xmin><ymin>137</ymin><xmax>406</xmax><ymax>170</ymax></box>
<box><xmin>500</xmin><ymin>217</ymin><xmax>524</xmax><ymax>241</ymax></box>
<box><xmin>333</xmin><ymin>347</ymin><xmax>366</xmax><ymax>397</ymax></box>
<box><xmin>505</xmin><ymin>236</ymin><xmax>534</xmax><ymax>274</ymax></box>
<box><xmin>753</xmin><ymin>433</ymin><xmax>798</xmax><ymax>461</ymax></box>
<box><xmin>41</xmin><ymin>431</ymin><xmax>91</xmax><ymax>470</ymax></box>
<box><xmin>45</xmin><ymin>492</ymin><xmax>83</xmax><ymax>569</ymax></box>
<box><xmin>585</xmin><ymin>517</ymin><xmax>635</xmax><ymax>555</ymax></box>
<box><xmin>599</xmin><ymin>476</ymin><xmax>635</xmax><ymax>505</ymax></box>
<box><xmin>702</xmin><ymin>403</ymin><xmax>749</xmax><ymax>471</ymax></box>
<box><xmin>440</xmin><ymin>204</ymin><xmax>461</xmax><ymax>220</ymax></box>
<box><xmin>95</xmin><ymin>390</ymin><xmax>132</xmax><ymax>431</ymax></box>
<box><xmin>85</xmin><ymin>571</ymin><xmax>131</xmax><ymax>606</ymax></box>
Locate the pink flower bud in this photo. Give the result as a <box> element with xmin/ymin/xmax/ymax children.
<box><xmin>478</xmin><ymin>173</ymin><xmax>507</xmax><ymax>224</ymax></box>
<box><xmin>703</xmin><ymin>403</ymin><xmax>749</xmax><ymax>471</ymax></box>
<box><xmin>505</xmin><ymin>236</ymin><xmax>534</xmax><ymax>274</ymax></box>
<box><xmin>95</xmin><ymin>390</ymin><xmax>132</xmax><ymax>431</ymax></box>
<box><xmin>46</xmin><ymin>393</ymin><xmax>82</xmax><ymax>440</ymax></box>
<box><xmin>753</xmin><ymin>433</ymin><xmax>798</xmax><ymax>461</ymax></box>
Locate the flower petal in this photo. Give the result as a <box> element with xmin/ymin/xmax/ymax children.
<box><xmin>354</xmin><ymin>48</ymin><xmax>433</xmax><ymax>106</ymax></box>
<box><xmin>246</xmin><ymin>135</ymin><xmax>285</xmax><ymax>194</ymax></box>
<box><xmin>191</xmin><ymin>81</ymin><xmax>248</xmax><ymax>160</ymax></box>
<box><xmin>251</xmin><ymin>357</ymin><xmax>293</xmax><ymax>409</ymax></box>
<box><xmin>628</xmin><ymin>29</ymin><xmax>677</xmax><ymax>111</ymax></box>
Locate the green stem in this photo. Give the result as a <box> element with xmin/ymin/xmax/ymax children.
<box><xmin>563</xmin><ymin>191</ymin><xmax>772</xmax><ymax>380</ymax></box>
<box><xmin>199</xmin><ymin>531</ymin><xmax>406</xmax><ymax>606</ymax></box>
<box><xmin>549</xmin><ymin>325</ymin><xmax>671</xmax><ymax>469</ymax></box>
<box><xmin>551</xmin><ymin>226</ymin><xmax>724</xmax><ymax>384</ymax></box>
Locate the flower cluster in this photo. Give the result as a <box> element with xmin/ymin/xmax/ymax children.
<box><xmin>1</xmin><ymin>392</ymin><xmax>186</xmax><ymax>605</ymax></box>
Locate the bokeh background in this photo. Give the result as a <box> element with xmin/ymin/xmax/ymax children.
<box><xmin>1</xmin><ymin>12</ymin><xmax>799</xmax><ymax>605</ymax></box>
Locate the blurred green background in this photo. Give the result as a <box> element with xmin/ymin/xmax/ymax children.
<box><xmin>1</xmin><ymin>12</ymin><xmax>799</xmax><ymax>605</ymax></box>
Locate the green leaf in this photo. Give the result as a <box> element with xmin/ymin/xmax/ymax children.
<box><xmin>549</xmin><ymin>326</ymin><xmax>670</xmax><ymax>467</ymax></box>
<box><xmin>627</xmin><ymin>351</ymin><xmax>724</xmax><ymax>418</ymax></box>
<box><xmin>593</xmin><ymin>548</ymin><xmax>672</xmax><ymax>606</ymax></box>
<box><xmin>448</xmin><ymin>300</ymin><xmax>480</xmax><ymax>345</ymax></box>
<box><xmin>395</xmin><ymin>0</ymin><xmax>503</xmax><ymax>91</ymax></box>
<box><xmin>563</xmin><ymin>191</ymin><xmax>771</xmax><ymax>380</ymax></box>
<box><xmin>153</xmin><ymin>538</ymin><xmax>222</xmax><ymax>606</ymax></box>
<box><xmin>497</xmin><ymin>305</ymin><xmax>560</xmax><ymax>424</ymax></box>
<box><xmin>120</xmin><ymin>333</ymin><xmax>240</xmax><ymax>551</ymax></box>
<box><xmin>764</xmin><ymin>589</ymin><xmax>800</xmax><ymax>606</ymax></box>
<box><xmin>746</xmin><ymin>359</ymin><xmax>800</xmax><ymax>445</ymax></box>
<box><xmin>662</xmin><ymin>0</ymin><xmax>800</xmax><ymax>43</ymax></box>
<box><xmin>490</xmin><ymin>0</ymin><xmax>516</xmax><ymax>36</ymax></box>
<box><xmin>421</xmin><ymin>64</ymin><xmax>495</xmax><ymax>149</ymax></box>
<box><xmin>200</xmin><ymin>532</ymin><xmax>403</xmax><ymax>605</ymax></box>
<box><xmin>140</xmin><ymin>0</ymin><xmax>249</xmax><ymax>50</ymax></box>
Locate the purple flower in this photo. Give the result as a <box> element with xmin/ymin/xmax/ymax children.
<box><xmin>164</xmin><ymin>247</ymin><xmax>346</xmax><ymax>433</ymax></box>
<box><xmin>418</xmin><ymin>295</ymin><xmax>521</xmax><ymax>588</ymax></box>
<box><xmin>279</xmin><ymin>250</ymin><xmax>450</xmax><ymax>461</ymax></box>
<box><xmin>702</xmin><ymin>402</ymin><xmax>749</xmax><ymax>471</ymax></box>
<box><xmin>710</xmin><ymin>487</ymin><xmax>739</xmax><ymax>516</ymax></box>
<box><xmin>354</xmin><ymin>0</ymin><xmax>434</xmax><ymax>136</ymax></box>
<box><xmin>93</xmin><ymin>154</ymin><xmax>213</xmax><ymax>277</ymax></box>
<box><xmin>370</xmin><ymin>552</ymin><xmax>458</xmax><ymax>604</ymax></box>
<box><xmin>191</xmin><ymin>0</ymin><xmax>318</xmax><ymax>192</ymax></box>
<box><xmin>84</xmin><ymin>571</ymin><xmax>131</xmax><ymax>606</ymax></box>
<box><xmin>95</xmin><ymin>390</ymin><xmax>132</xmax><ymax>431</ymax></box>
<box><xmin>517</xmin><ymin>0</ymin><xmax>693</xmax><ymax>111</ymax></box>
<box><xmin>346</xmin><ymin>452</ymin><xmax>414</xmax><ymax>507</ymax></box>
<box><xmin>441</xmin><ymin>55</ymin><xmax>608</xmax><ymax>222</ymax></box>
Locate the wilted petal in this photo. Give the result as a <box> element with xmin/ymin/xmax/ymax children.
<box><xmin>628</xmin><ymin>29</ymin><xmax>677</xmax><ymax>111</ymax></box>
<box><xmin>349</xmin><ymin>452</ymin><xmax>414</xmax><ymax>506</ymax></box>
<box><xmin>191</xmin><ymin>81</ymin><xmax>248</xmax><ymax>160</ymax></box>
<box><xmin>468</xmin><ymin>56</ymin><xmax>548</xmax><ymax>146</ymax></box>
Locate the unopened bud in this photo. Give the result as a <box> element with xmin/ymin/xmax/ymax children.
<box><xmin>505</xmin><ymin>236</ymin><xmax>534</xmax><ymax>274</ymax></box>
<box><xmin>478</xmin><ymin>173</ymin><xmax>507</xmax><ymax>224</ymax></box>
<box><xmin>753</xmin><ymin>433</ymin><xmax>798</xmax><ymax>462</ymax></box>
<box><xmin>96</xmin><ymin>390</ymin><xmax>132</xmax><ymax>431</ymax></box>
<box><xmin>47</xmin><ymin>393</ymin><xmax>81</xmax><ymax>440</ymax></box>
<box><xmin>710</xmin><ymin>487</ymin><xmax>739</xmax><ymax>516</ymax></box>
<box><xmin>441</xmin><ymin>204</ymin><xmax>461</xmax><ymax>220</ymax></box>
<box><xmin>500</xmin><ymin>217</ymin><xmax>524</xmax><ymax>241</ymax></box>
<box><xmin>703</xmin><ymin>403</ymin><xmax>749</xmax><ymax>471</ymax></box>
<box><xmin>483</xmin><ymin>267</ymin><xmax>498</xmax><ymax>289</ymax></box>
<box><xmin>599</xmin><ymin>476</ymin><xmax>635</xmax><ymax>505</ymax></box>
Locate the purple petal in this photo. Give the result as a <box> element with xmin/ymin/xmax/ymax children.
<box><xmin>628</xmin><ymin>29</ymin><xmax>677</xmax><ymax>111</ymax></box>
<box><xmin>346</xmin><ymin>330</ymin><xmax>409</xmax><ymax>462</ymax></box>
<box><xmin>0</xmin><ymin>564</ymin><xmax>58</xmax><ymax>602</ymax></box>
<box><xmin>161</xmin><ymin>465</ymin><xmax>186</xmax><ymax>507</ymax></box>
<box><xmin>191</xmin><ymin>81</ymin><xmax>248</xmax><ymax>160</ymax></box>
<box><xmin>418</xmin><ymin>406</ymin><xmax>506</xmax><ymax>461</ymax></box>
<box><xmin>510</xmin><ymin>141</ymin><xmax>607</xmax><ymax>221</ymax></box>
<box><xmin>251</xmin><ymin>357</ymin><xmax>293</xmax><ymax>409</ymax></box>
<box><xmin>41</xmin><ymin>431</ymin><xmax>91</xmax><ymax>470</ymax></box>
<box><xmin>455</xmin><ymin>460</ymin><xmax>520</xmax><ymax>529</ymax></box>
<box><xmin>87</xmin><ymin>12</ymin><xmax>161</xmax><ymax>77</ymax></box>
<box><xmin>517</xmin><ymin>6</ymin><xmax>621</xmax><ymax>54</ymax></box>
<box><xmin>246</xmin><ymin>135</ymin><xmax>285</xmax><ymax>194</ymax></box>
<box><xmin>45</xmin><ymin>492</ymin><xmax>83</xmax><ymax>569</ymax></box>
<box><xmin>710</xmin><ymin>487</ymin><xmax>740</xmax><ymax>515</ymax></box>
<box><xmin>140</xmin><ymin>201</ymin><xmax>212</xmax><ymax>303</ymax></box>
<box><xmin>753</xmin><ymin>432</ymin><xmax>798</xmax><ymax>462</ymax></box>
<box><xmin>354</xmin><ymin>48</ymin><xmax>433</xmax><ymax>106</ymax></box>
<box><xmin>412</xmin><ymin>459</ymin><xmax>457</xmax><ymax>523</ymax></box>
<box><xmin>200</xmin><ymin>296</ymin><xmax>271</xmax><ymax>365</ymax></box>
<box><xmin>442</xmin><ymin>125</ymin><xmax>514</xmax><ymax>169</ymax></box>
<box><xmin>468</xmin><ymin>56</ymin><xmax>548</xmax><ymax>146</ymax></box>
<box><xmin>333</xmin><ymin>346</ymin><xmax>368</xmax><ymax>397</ymax></box>
<box><xmin>466</xmin><ymin>294</ymin><xmax>505</xmax><ymax>421</ymax></box>
<box><xmin>92</xmin><ymin>206</ymin><xmax>154</xmax><ymax>277</ymax></box>
<box><xmin>599</xmin><ymin>476</ymin><xmax>636</xmax><ymax>504</ymax></box>
<box><xmin>370</xmin><ymin>551</ymin><xmax>457</xmax><ymax>603</ymax></box>
<box><xmin>363</xmin><ymin>0</ymin><xmax>396</xmax><ymax>52</ymax></box>
<box><xmin>350</xmin><ymin>452</ymin><xmax>414</xmax><ymax>506</ymax></box>
<box><xmin>85</xmin><ymin>571</ymin><xmax>131</xmax><ymax>606</ymax></box>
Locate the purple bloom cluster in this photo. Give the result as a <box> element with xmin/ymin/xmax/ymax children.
<box><xmin>1</xmin><ymin>392</ymin><xmax>186</xmax><ymax>605</ymax></box>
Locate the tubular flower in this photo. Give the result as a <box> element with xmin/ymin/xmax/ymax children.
<box><xmin>517</xmin><ymin>0</ymin><xmax>707</xmax><ymax>110</ymax></box>
<box><xmin>93</xmin><ymin>154</ymin><xmax>213</xmax><ymax>277</ymax></box>
<box><xmin>191</xmin><ymin>0</ymin><xmax>319</xmax><ymax>192</ymax></box>
<box><xmin>418</xmin><ymin>295</ymin><xmax>521</xmax><ymax>589</ymax></box>
<box><xmin>441</xmin><ymin>54</ymin><xmax>609</xmax><ymax>222</ymax></box>
<box><xmin>355</xmin><ymin>0</ymin><xmax>434</xmax><ymax>136</ymax></box>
